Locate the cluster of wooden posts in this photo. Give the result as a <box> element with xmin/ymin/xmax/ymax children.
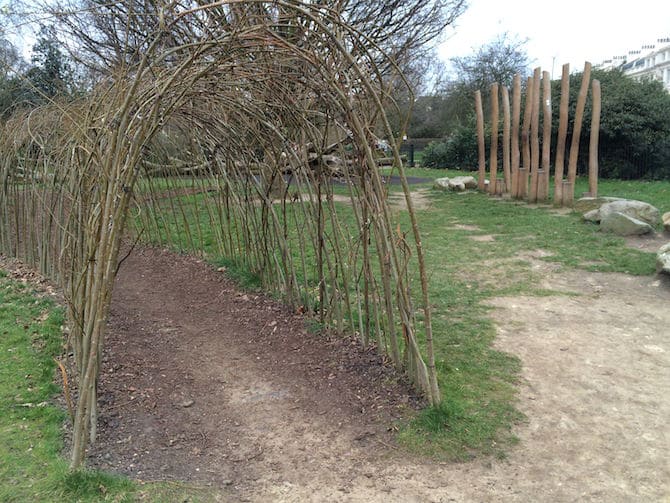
<box><xmin>474</xmin><ymin>62</ymin><xmax>601</xmax><ymax>206</ymax></box>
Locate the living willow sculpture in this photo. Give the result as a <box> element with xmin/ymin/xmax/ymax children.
<box><xmin>0</xmin><ymin>0</ymin><xmax>441</xmax><ymax>469</ymax></box>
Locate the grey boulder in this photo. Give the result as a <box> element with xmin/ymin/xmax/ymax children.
<box><xmin>450</xmin><ymin>176</ymin><xmax>478</xmax><ymax>190</ymax></box>
<box><xmin>583</xmin><ymin>208</ymin><xmax>601</xmax><ymax>223</ymax></box>
<box><xmin>433</xmin><ymin>175</ymin><xmax>478</xmax><ymax>192</ymax></box>
<box><xmin>433</xmin><ymin>177</ymin><xmax>450</xmax><ymax>190</ymax></box>
<box><xmin>585</xmin><ymin>199</ymin><xmax>660</xmax><ymax>227</ymax></box>
<box><xmin>657</xmin><ymin>243</ymin><xmax>670</xmax><ymax>275</ymax></box>
<box><xmin>574</xmin><ymin>196</ymin><xmax>623</xmax><ymax>213</ymax></box>
<box><xmin>600</xmin><ymin>212</ymin><xmax>654</xmax><ymax>236</ymax></box>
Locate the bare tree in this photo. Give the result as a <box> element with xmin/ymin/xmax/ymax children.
<box><xmin>345</xmin><ymin>0</ymin><xmax>466</xmax><ymax>84</ymax></box>
<box><xmin>416</xmin><ymin>33</ymin><xmax>531</xmax><ymax>130</ymax></box>
<box><xmin>36</xmin><ymin>0</ymin><xmax>466</xmax><ymax>84</ymax></box>
<box><xmin>450</xmin><ymin>33</ymin><xmax>531</xmax><ymax>92</ymax></box>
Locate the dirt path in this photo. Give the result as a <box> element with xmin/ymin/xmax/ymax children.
<box><xmin>91</xmin><ymin>245</ymin><xmax>670</xmax><ymax>502</ymax></box>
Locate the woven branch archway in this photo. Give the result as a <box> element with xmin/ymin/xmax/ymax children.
<box><xmin>0</xmin><ymin>0</ymin><xmax>439</xmax><ymax>469</ymax></box>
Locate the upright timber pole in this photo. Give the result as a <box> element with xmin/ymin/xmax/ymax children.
<box><xmin>475</xmin><ymin>90</ymin><xmax>486</xmax><ymax>191</ymax></box>
<box><xmin>539</xmin><ymin>70</ymin><xmax>552</xmax><ymax>202</ymax></box>
<box><xmin>554</xmin><ymin>63</ymin><xmax>570</xmax><ymax>205</ymax></box>
<box><xmin>589</xmin><ymin>79</ymin><xmax>601</xmax><ymax>197</ymax></box>
<box><xmin>502</xmin><ymin>85</ymin><xmax>511</xmax><ymax>194</ymax></box>
<box><xmin>529</xmin><ymin>67</ymin><xmax>541</xmax><ymax>203</ymax></box>
<box><xmin>567</xmin><ymin>61</ymin><xmax>592</xmax><ymax>193</ymax></box>
<box><xmin>510</xmin><ymin>75</ymin><xmax>521</xmax><ymax>197</ymax></box>
<box><xmin>489</xmin><ymin>83</ymin><xmax>499</xmax><ymax>195</ymax></box>
<box><xmin>519</xmin><ymin>75</ymin><xmax>534</xmax><ymax>200</ymax></box>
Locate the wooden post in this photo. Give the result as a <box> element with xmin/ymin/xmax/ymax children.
<box><xmin>489</xmin><ymin>83</ymin><xmax>499</xmax><ymax>195</ymax></box>
<box><xmin>502</xmin><ymin>85</ymin><xmax>511</xmax><ymax>193</ymax></box>
<box><xmin>529</xmin><ymin>67</ymin><xmax>541</xmax><ymax>203</ymax></box>
<box><xmin>567</xmin><ymin>62</ymin><xmax>592</xmax><ymax>190</ymax></box>
<box><xmin>554</xmin><ymin>63</ymin><xmax>570</xmax><ymax>205</ymax></box>
<box><xmin>495</xmin><ymin>179</ymin><xmax>505</xmax><ymax>195</ymax></box>
<box><xmin>589</xmin><ymin>79</ymin><xmax>601</xmax><ymax>198</ymax></box>
<box><xmin>516</xmin><ymin>167</ymin><xmax>526</xmax><ymax>198</ymax></box>
<box><xmin>540</xmin><ymin>70</ymin><xmax>551</xmax><ymax>202</ymax></box>
<box><xmin>475</xmin><ymin>90</ymin><xmax>486</xmax><ymax>191</ymax></box>
<box><xmin>520</xmin><ymin>75</ymin><xmax>534</xmax><ymax>200</ymax></box>
<box><xmin>562</xmin><ymin>180</ymin><xmax>574</xmax><ymax>207</ymax></box>
<box><xmin>536</xmin><ymin>169</ymin><xmax>548</xmax><ymax>201</ymax></box>
<box><xmin>511</xmin><ymin>75</ymin><xmax>521</xmax><ymax>198</ymax></box>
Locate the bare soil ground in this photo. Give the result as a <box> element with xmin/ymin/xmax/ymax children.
<box><xmin>84</xmin><ymin>241</ymin><xmax>670</xmax><ymax>502</ymax></box>
<box><xmin>387</xmin><ymin>188</ymin><xmax>433</xmax><ymax>211</ymax></box>
<box><xmin>90</xmin><ymin>246</ymin><xmax>425</xmax><ymax>500</ymax></box>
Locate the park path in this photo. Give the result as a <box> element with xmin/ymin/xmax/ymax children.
<box><xmin>91</xmin><ymin>245</ymin><xmax>670</xmax><ymax>502</ymax></box>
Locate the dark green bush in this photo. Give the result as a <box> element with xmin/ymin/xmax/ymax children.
<box><xmin>422</xmin><ymin>121</ymin><xmax>490</xmax><ymax>170</ymax></box>
<box><xmin>553</xmin><ymin>69</ymin><xmax>670</xmax><ymax>180</ymax></box>
<box><xmin>443</xmin><ymin>123</ymin><xmax>482</xmax><ymax>169</ymax></box>
<box><xmin>421</xmin><ymin>140</ymin><xmax>449</xmax><ymax>169</ymax></box>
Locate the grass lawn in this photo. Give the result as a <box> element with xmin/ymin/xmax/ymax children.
<box><xmin>0</xmin><ymin>270</ymin><xmax>218</xmax><ymax>502</ymax></box>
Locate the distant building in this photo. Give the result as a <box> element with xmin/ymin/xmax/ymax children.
<box><xmin>596</xmin><ymin>38</ymin><xmax>670</xmax><ymax>92</ymax></box>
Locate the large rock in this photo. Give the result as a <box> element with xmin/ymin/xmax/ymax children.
<box><xmin>586</xmin><ymin>199</ymin><xmax>660</xmax><ymax>227</ymax></box>
<box><xmin>433</xmin><ymin>177</ymin><xmax>451</xmax><ymax>190</ymax></box>
<box><xmin>657</xmin><ymin>243</ymin><xmax>670</xmax><ymax>275</ymax></box>
<box><xmin>583</xmin><ymin>209</ymin><xmax>601</xmax><ymax>223</ymax></box>
<box><xmin>663</xmin><ymin>212</ymin><xmax>670</xmax><ymax>232</ymax></box>
<box><xmin>450</xmin><ymin>176</ymin><xmax>478</xmax><ymax>190</ymax></box>
<box><xmin>600</xmin><ymin>211</ymin><xmax>654</xmax><ymax>236</ymax></box>
<box><xmin>574</xmin><ymin>196</ymin><xmax>623</xmax><ymax>213</ymax></box>
<box><xmin>433</xmin><ymin>175</ymin><xmax>478</xmax><ymax>192</ymax></box>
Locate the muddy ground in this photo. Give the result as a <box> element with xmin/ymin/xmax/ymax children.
<box><xmin>81</xmin><ymin>238</ymin><xmax>670</xmax><ymax>502</ymax></box>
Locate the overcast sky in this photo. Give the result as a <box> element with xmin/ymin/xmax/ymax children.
<box><xmin>438</xmin><ymin>0</ymin><xmax>670</xmax><ymax>77</ymax></box>
<box><xmin>3</xmin><ymin>0</ymin><xmax>669</xmax><ymax>76</ymax></box>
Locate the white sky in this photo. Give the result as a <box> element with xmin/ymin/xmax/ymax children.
<box><xmin>438</xmin><ymin>0</ymin><xmax>670</xmax><ymax>77</ymax></box>
<box><xmin>3</xmin><ymin>1</ymin><xmax>669</xmax><ymax>75</ymax></box>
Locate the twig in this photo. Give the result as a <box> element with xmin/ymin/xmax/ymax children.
<box><xmin>54</xmin><ymin>358</ymin><xmax>75</xmax><ymax>423</ymax></box>
<box><xmin>115</xmin><ymin>228</ymin><xmax>145</xmax><ymax>276</ymax></box>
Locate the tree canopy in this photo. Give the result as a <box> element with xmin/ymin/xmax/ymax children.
<box><xmin>449</xmin><ymin>33</ymin><xmax>531</xmax><ymax>92</ymax></box>
<box><xmin>399</xmin><ymin>33</ymin><xmax>531</xmax><ymax>138</ymax></box>
<box><xmin>0</xmin><ymin>24</ymin><xmax>76</xmax><ymax>117</ymax></box>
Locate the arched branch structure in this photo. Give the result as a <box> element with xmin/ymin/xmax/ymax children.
<box><xmin>0</xmin><ymin>0</ymin><xmax>440</xmax><ymax>469</ymax></box>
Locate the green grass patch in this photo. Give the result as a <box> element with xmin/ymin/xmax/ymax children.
<box><xmin>394</xmin><ymin>178</ymin><xmax>659</xmax><ymax>458</ymax></box>
<box><xmin>213</xmin><ymin>257</ymin><xmax>262</xmax><ymax>290</ymax></box>
<box><xmin>0</xmin><ymin>273</ymin><xmax>219</xmax><ymax>502</ymax></box>
<box><xmin>587</xmin><ymin>177</ymin><xmax>670</xmax><ymax>210</ymax></box>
